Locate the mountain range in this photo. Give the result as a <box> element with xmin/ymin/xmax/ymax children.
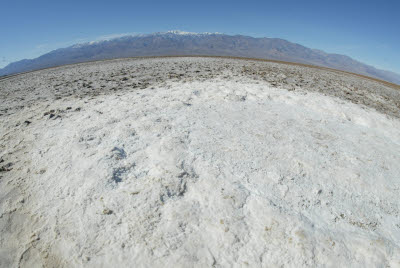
<box><xmin>1</xmin><ymin>30</ymin><xmax>399</xmax><ymax>85</ymax></box>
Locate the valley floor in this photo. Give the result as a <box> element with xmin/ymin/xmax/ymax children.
<box><xmin>1</xmin><ymin>57</ymin><xmax>400</xmax><ymax>267</ymax></box>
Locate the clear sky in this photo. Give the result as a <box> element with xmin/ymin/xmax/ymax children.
<box><xmin>1</xmin><ymin>0</ymin><xmax>399</xmax><ymax>73</ymax></box>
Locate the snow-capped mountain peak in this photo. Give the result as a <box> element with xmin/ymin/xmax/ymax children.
<box><xmin>163</xmin><ymin>30</ymin><xmax>221</xmax><ymax>35</ymax></box>
<box><xmin>69</xmin><ymin>30</ymin><xmax>221</xmax><ymax>49</ymax></box>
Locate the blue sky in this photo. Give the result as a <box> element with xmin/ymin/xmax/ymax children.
<box><xmin>1</xmin><ymin>0</ymin><xmax>399</xmax><ymax>73</ymax></box>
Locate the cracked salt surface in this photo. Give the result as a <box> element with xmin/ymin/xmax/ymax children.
<box><xmin>1</xmin><ymin>58</ymin><xmax>400</xmax><ymax>267</ymax></box>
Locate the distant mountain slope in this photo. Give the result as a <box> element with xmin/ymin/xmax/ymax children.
<box><xmin>1</xmin><ymin>30</ymin><xmax>400</xmax><ymax>84</ymax></box>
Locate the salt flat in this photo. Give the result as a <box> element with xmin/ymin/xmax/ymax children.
<box><xmin>0</xmin><ymin>57</ymin><xmax>400</xmax><ymax>267</ymax></box>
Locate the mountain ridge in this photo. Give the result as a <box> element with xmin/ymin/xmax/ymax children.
<box><xmin>1</xmin><ymin>31</ymin><xmax>399</xmax><ymax>85</ymax></box>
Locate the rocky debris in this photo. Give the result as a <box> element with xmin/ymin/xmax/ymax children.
<box><xmin>102</xmin><ymin>209</ymin><xmax>113</xmax><ymax>215</ymax></box>
<box><xmin>43</xmin><ymin>108</ymin><xmax>77</xmax><ymax>120</ymax></box>
<box><xmin>1</xmin><ymin>57</ymin><xmax>398</xmax><ymax>120</ymax></box>
<box><xmin>43</xmin><ymin>110</ymin><xmax>55</xmax><ymax>117</ymax></box>
<box><xmin>0</xmin><ymin>162</ymin><xmax>13</xmax><ymax>172</ymax></box>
